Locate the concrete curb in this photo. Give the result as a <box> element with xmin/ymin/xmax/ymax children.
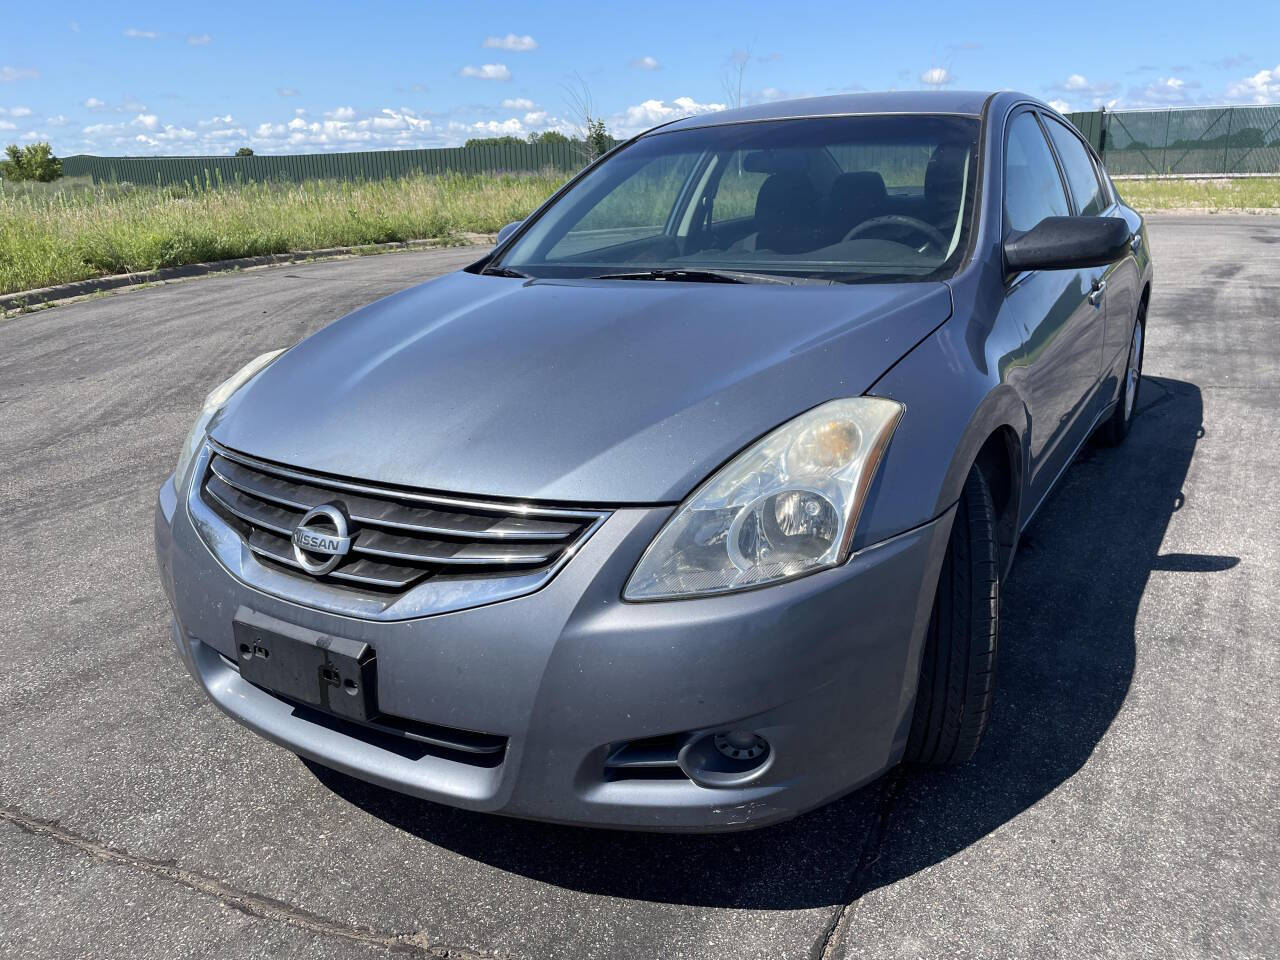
<box><xmin>0</xmin><ymin>233</ymin><xmax>496</xmax><ymax>312</ymax></box>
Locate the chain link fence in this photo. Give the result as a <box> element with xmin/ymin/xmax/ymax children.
<box><xmin>60</xmin><ymin>139</ymin><xmax>590</xmax><ymax>186</ymax></box>
<box><xmin>57</xmin><ymin>105</ymin><xmax>1280</xmax><ymax>186</ymax></box>
<box><xmin>1067</xmin><ymin>104</ymin><xmax>1280</xmax><ymax>177</ymax></box>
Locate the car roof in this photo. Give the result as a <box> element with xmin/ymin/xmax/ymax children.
<box><xmin>652</xmin><ymin>90</ymin><xmax>1007</xmax><ymax>135</ymax></box>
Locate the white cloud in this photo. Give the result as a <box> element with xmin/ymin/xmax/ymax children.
<box><xmin>0</xmin><ymin>120</ymin><xmax>14</xmax><ymax>131</ymax></box>
<box><xmin>483</xmin><ymin>34</ymin><xmax>536</xmax><ymax>51</ymax></box>
<box><xmin>611</xmin><ymin>96</ymin><xmax>726</xmax><ymax>137</ymax></box>
<box><xmin>1208</xmin><ymin>54</ymin><xmax>1251</xmax><ymax>71</ymax></box>
<box><xmin>132</xmin><ymin>122</ymin><xmax>200</xmax><ymax>149</ymax></box>
<box><xmin>1</xmin><ymin>66</ymin><xmax>39</xmax><ymax>83</ymax></box>
<box><xmin>69</xmin><ymin>20</ymin><xmax>79</xmax><ymax>32</ymax></box>
<box><xmin>1129</xmin><ymin>76</ymin><xmax>1195</xmax><ymax>106</ymax></box>
<box><xmin>72</xmin><ymin>97</ymin><xmax>588</xmax><ymax>155</ymax></box>
<box><xmin>123</xmin><ymin>28</ymin><xmax>158</xmax><ymax>39</ymax></box>
<box><xmin>246</xmin><ymin>106</ymin><xmax>435</xmax><ymax>152</ymax></box>
<box><xmin>46</xmin><ymin>114</ymin><xmax>71</xmax><ymax>126</ymax></box>
<box><xmin>83</xmin><ymin>97</ymin><xmax>106</xmax><ymax>110</ymax></box>
<box><xmin>470</xmin><ymin>118</ymin><xmax>525</xmax><ymax>136</ymax></box>
<box><xmin>187</xmin><ymin>34</ymin><xmax>211</xmax><ymax>46</ymax></box>
<box><xmin>1047</xmin><ymin>99</ymin><xmax>1071</xmax><ymax>113</ymax></box>
<box><xmin>502</xmin><ymin>97</ymin><xmax>535</xmax><ymax>109</ymax></box>
<box><xmin>1048</xmin><ymin>74</ymin><xmax>1118</xmax><ymax>107</ymax></box>
<box><xmin>277</xmin><ymin>87</ymin><xmax>300</xmax><ymax>97</ymax></box>
<box><xmin>204</xmin><ymin>122</ymin><xmax>248</xmax><ymax>141</ymax></box>
<box><xmin>631</xmin><ymin>56</ymin><xmax>660</xmax><ymax>70</ymax></box>
<box><xmin>0</xmin><ymin>106</ymin><xmax>32</xmax><ymax>117</ymax></box>
<box><xmin>920</xmin><ymin>67</ymin><xmax>951</xmax><ymax>87</ymax></box>
<box><xmin>1227</xmin><ymin>64</ymin><xmax>1280</xmax><ymax>103</ymax></box>
<box><xmin>459</xmin><ymin>63</ymin><xmax>511</xmax><ymax>81</ymax></box>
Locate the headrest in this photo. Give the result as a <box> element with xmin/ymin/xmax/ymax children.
<box><xmin>925</xmin><ymin>144</ymin><xmax>969</xmax><ymax>202</ymax></box>
<box><xmin>829</xmin><ymin>171</ymin><xmax>888</xmax><ymax>214</ymax></box>
<box><xmin>754</xmin><ymin>173</ymin><xmax>819</xmax><ymax>232</ymax></box>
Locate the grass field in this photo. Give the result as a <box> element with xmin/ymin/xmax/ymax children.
<box><xmin>0</xmin><ymin>172</ymin><xmax>563</xmax><ymax>296</ymax></box>
<box><xmin>1116</xmin><ymin>176</ymin><xmax>1280</xmax><ymax>211</ymax></box>
<box><xmin>2</xmin><ymin>171</ymin><xmax>1278</xmax><ymax>297</ymax></box>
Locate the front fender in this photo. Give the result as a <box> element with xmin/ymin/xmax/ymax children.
<box><xmin>854</xmin><ymin>306</ymin><xmax>1029</xmax><ymax>552</ymax></box>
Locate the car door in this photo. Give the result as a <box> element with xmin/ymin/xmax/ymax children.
<box><xmin>1041</xmin><ymin>114</ymin><xmax>1136</xmax><ymax>419</ymax></box>
<box><xmin>999</xmin><ymin>108</ymin><xmax>1105</xmax><ymax>508</ymax></box>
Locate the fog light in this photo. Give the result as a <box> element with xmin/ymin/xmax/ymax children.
<box><xmin>678</xmin><ymin>730</ymin><xmax>773</xmax><ymax>787</ymax></box>
<box><xmin>714</xmin><ymin>731</ymin><xmax>768</xmax><ymax>761</ymax></box>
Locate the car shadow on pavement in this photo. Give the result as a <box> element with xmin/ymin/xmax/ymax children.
<box><xmin>310</xmin><ymin>375</ymin><xmax>1220</xmax><ymax>910</ymax></box>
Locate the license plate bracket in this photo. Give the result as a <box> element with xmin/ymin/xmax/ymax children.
<box><xmin>233</xmin><ymin>611</ymin><xmax>377</xmax><ymax>724</ymax></box>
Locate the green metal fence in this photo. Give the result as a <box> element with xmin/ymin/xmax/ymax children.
<box><xmin>59</xmin><ymin>105</ymin><xmax>1280</xmax><ymax>186</ymax></box>
<box><xmin>61</xmin><ymin>139</ymin><xmax>588</xmax><ymax>186</ymax></box>
<box><xmin>1067</xmin><ymin>104</ymin><xmax>1280</xmax><ymax>176</ymax></box>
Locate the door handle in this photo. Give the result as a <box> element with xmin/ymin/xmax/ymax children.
<box><xmin>1131</xmin><ymin>232</ymin><xmax>1142</xmax><ymax>252</ymax></box>
<box><xmin>1088</xmin><ymin>279</ymin><xmax>1107</xmax><ymax>306</ymax></box>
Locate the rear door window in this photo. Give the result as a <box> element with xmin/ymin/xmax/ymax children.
<box><xmin>1043</xmin><ymin>117</ymin><xmax>1108</xmax><ymax>216</ymax></box>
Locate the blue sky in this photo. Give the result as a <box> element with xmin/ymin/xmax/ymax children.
<box><xmin>2</xmin><ymin>1</ymin><xmax>1277</xmax><ymax>156</ymax></box>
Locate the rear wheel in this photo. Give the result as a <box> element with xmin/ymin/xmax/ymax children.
<box><xmin>906</xmin><ymin>468</ymin><xmax>1000</xmax><ymax>765</ymax></box>
<box><xmin>1098</xmin><ymin>301</ymin><xmax>1146</xmax><ymax>446</ymax></box>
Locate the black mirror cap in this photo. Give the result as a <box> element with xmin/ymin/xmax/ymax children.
<box><xmin>1004</xmin><ymin>216</ymin><xmax>1131</xmax><ymax>272</ymax></box>
<box><xmin>496</xmin><ymin>220</ymin><xmax>524</xmax><ymax>245</ymax></box>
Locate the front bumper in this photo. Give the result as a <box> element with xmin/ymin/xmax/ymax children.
<box><xmin>155</xmin><ymin>471</ymin><xmax>953</xmax><ymax>832</ymax></box>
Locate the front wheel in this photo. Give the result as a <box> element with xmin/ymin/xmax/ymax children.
<box><xmin>905</xmin><ymin>469</ymin><xmax>1000</xmax><ymax>765</ymax></box>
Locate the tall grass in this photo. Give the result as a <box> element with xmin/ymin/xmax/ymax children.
<box><xmin>0</xmin><ymin>171</ymin><xmax>564</xmax><ymax>295</ymax></box>
<box><xmin>4</xmin><ymin>169</ymin><xmax>1279</xmax><ymax>297</ymax></box>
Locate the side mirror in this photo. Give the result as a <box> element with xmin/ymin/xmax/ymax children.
<box><xmin>1004</xmin><ymin>216</ymin><xmax>1131</xmax><ymax>272</ymax></box>
<box><xmin>496</xmin><ymin>220</ymin><xmax>524</xmax><ymax>245</ymax></box>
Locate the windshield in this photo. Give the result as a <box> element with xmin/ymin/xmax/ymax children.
<box><xmin>494</xmin><ymin>114</ymin><xmax>980</xmax><ymax>284</ymax></box>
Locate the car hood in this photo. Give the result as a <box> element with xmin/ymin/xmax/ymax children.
<box><xmin>212</xmin><ymin>271</ymin><xmax>951</xmax><ymax>504</ymax></box>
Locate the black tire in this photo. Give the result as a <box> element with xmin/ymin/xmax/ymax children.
<box><xmin>1098</xmin><ymin>300</ymin><xmax>1147</xmax><ymax>446</ymax></box>
<box><xmin>906</xmin><ymin>468</ymin><xmax>1000</xmax><ymax>765</ymax></box>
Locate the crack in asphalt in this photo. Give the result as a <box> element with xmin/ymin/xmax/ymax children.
<box><xmin>812</xmin><ymin>772</ymin><xmax>905</xmax><ymax>960</ymax></box>
<box><xmin>0</xmin><ymin>803</ymin><xmax>500</xmax><ymax>959</ymax></box>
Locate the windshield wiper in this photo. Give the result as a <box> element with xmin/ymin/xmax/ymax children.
<box><xmin>593</xmin><ymin>268</ymin><xmax>793</xmax><ymax>285</ymax></box>
<box><xmin>481</xmin><ymin>265</ymin><xmax>532</xmax><ymax>279</ymax></box>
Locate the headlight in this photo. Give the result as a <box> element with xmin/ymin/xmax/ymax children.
<box><xmin>624</xmin><ymin>397</ymin><xmax>904</xmax><ymax>600</ymax></box>
<box><xmin>173</xmin><ymin>349</ymin><xmax>285</xmax><ymax>486</ymax></box>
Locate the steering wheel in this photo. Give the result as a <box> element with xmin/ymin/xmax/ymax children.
<box><xmin>843</xmin><ymin>215</ymin><xmax>949</xmax><ymax>253</ymax></box>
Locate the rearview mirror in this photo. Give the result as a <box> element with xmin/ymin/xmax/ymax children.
<box><xmin>496</xmin><ymin>220</ymin><xmax>524</xmax><ymax>244</ymax></box>
<box><xmin>1004</xmin><ymin>216</ymin><xmax>1131</xmax><ymax>272</ymax></box>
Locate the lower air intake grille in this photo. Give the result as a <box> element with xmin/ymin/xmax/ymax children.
<box><xmin>199</xmin><ymin>443</ymin><xmax>606</xmax><ymax>597</ymax></box>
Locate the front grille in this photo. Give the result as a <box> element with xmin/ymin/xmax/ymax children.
<box><xmin>199</xmin><ymin>443</ymin><xmax>606</xmax><ymax>596</ymax></box>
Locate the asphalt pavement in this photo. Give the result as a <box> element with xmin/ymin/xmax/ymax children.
<box><xmin>1</xmin><ymin>221</ymin><xmax>1276</xmax><ymax>959</ymax></box>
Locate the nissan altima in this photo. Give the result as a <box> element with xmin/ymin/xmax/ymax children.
<box><xmin>155</xmin><ymin>90</ymin><xmax>1151</xmax><ymax>831</ymax></box>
